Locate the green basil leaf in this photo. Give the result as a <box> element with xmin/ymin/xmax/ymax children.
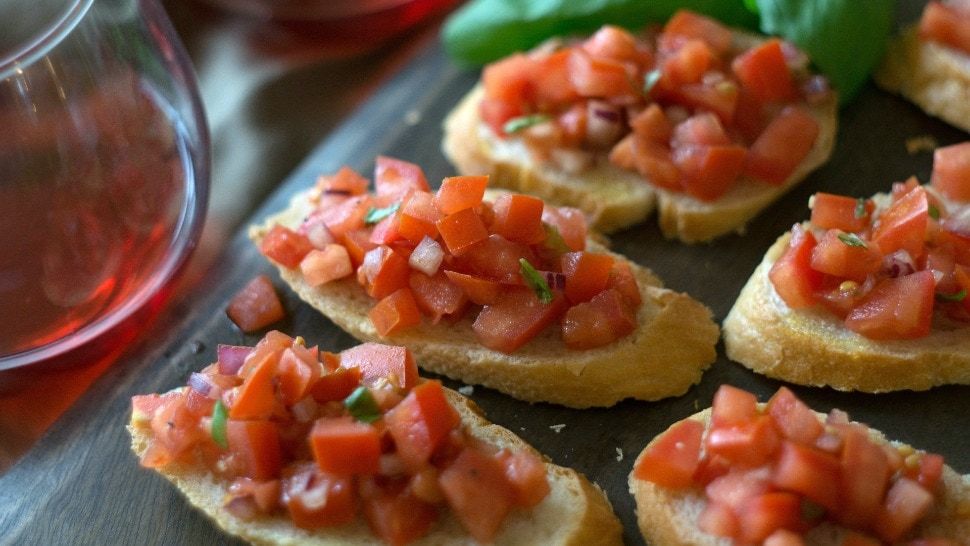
<box><xmin>643</xmin><ymin>69</ymin><xmax>662</xmax><ymax>95</ymax></box>
<box><xmin>854</xmin><ymin>198</ymin><xmax>867</xmax><ymax>219</ymax></box>
<box><xmin>755</xmin><ymin>0</ymin><xmax>895</xmax><ymax>103</ymax></box>
<box><xmin>937</xmin><ymin>289</ymin><xmax>967</xmax><ymax>303</ymax></box>
<box><xmin>542</xmin><ymin>223</ymin><xmax>571</xmax><ymax>254</ymax></box>
<box><xmin>344</xmin><ymin>386</ymin><xmax>382</xmax><ymax>423</ymax></box>
<box><xmin>442</xmin><ymin>0</ymin><xmax>759</xmax><ymax>66</ymax></box>
<box><xmin>929</xmin><ymin>204</ymin><xmax>941</xmax><ymax>221</ymax></box>
<box><xmin>519</xmin><ymin>258</ymin><xmax>554</xmax><ymax>304</ymax></box>
<box><xmin>211</xmin><ymin>399</ymin><xmax>229</xmax><ymax>450</ymax></box>
<box><xmin>837</xmin><ymin>232</ymin><xmax>867</xmax><ymax>248</ymax></box>
<box><xmin>364</xmin><ymin>203</ymin><xmax>400</xmax><ymax>225</ymax></box>
<box><xmin>503</xmin><ymin>114</ymin><xmax>551</xmax><ymax>134</ymax></box>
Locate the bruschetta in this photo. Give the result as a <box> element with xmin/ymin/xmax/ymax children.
<box><xmin>723</xmin><ymin>142</ymin><xmax>970</xmax><ymax>392</ymax></box>
<box><xmin>129</xmin><ymin>332</ymin><xmax>623</xmax><ymax>546</ymax></box>
<box><xmin>877</xmin><ymin>1</ymin><xmax>970</xmax><ymax>133</ymax></box>
<box><xmin>629</xmin><ymin>385</ymin><xmax>970</xmax><ymax>545</ymax></box>
<box><xmin>442</xmin><ymin>10</ymin><xmax>838</xmax><ymax>243</ymax></box>
<box><xmin>250</xmin><ymin>158</ymin><xmax>719</xmax><ymax>408</ymax></box>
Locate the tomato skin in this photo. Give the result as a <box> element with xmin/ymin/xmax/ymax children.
<box><xmin>567</xmin><ymin>49</ymin><xmax>636</xmax><ymax>99</ymax></box>
<box><xmin>561</xmin><ymin>252</ymin><xmax>615</xmax><ymax>304</ymax></box>
<box><xmin>434</xmin><ymin>175</ymin><xmax>488</xmax><ymax>215</ymax></box>
<box><xmin>920</xmin><ymin>1</ymin><xmax>970</xmax><ymax>54</ymax></box>
<box><xmin>369</xmin><ymin>287</ymin><xmax>422</xmax><ymax>337</ymax></box>
<box><xmin>731</xmin><ymin>39</ymin><xmax>796</xmax><ymax>103</ymax></box>
<box><xmin>541</xmin><ymin>206</ymin><xmax>587</xmax><ymax>252</ymax></box>
<box><xmin>662</xmin><ymin>9</ymin><xmax>733</xmax><ymax>55</ymax></box>
<box><xmin>660</xmin><ymin>39</ymin><xmax>714</xmax><ymax>88</ymax></box>
<box><xmin>766</xmin><ymin>387</ymin><xmax>823</xmax><ymax>445</ymax></box>
<box><xmin>374</xmin><ymin>156</ymin><xmax>430</xmax><ymax>200</ymax></box>
<box><xmin>282</xmin><ymin>462</ymin><xmax>357</xmax><ymax>529</ymax></box>
<box><xmin>809</xmin><ymin>229</ymin><xmax>883</xmax><ymax>282</ymax></box>
<box><xmin>810</xmin><ymin>193</ymin><xmax>874</xmax><ymax>233</ymax></box>
<box><xmin>226</xmin><ymin>275</ymin><xmax>286</xmax><ymax>334</ymax></box>
<box><xmin>490</xmin><ymin>193</ymin><xmax>546</xmax><ymax>244</ymax></box>
<box><xmin>873</xmin><ymin>477</ymin><xmax>935</xmax><ymax>542</ymax></box>
<box><xmin>561</xmin><ymin>288</ymin><xmax>638</xmax><ymax>350</ymax></box>
<box><xmin>772</xmin><ymin>441</ymin><xmax>841</xmax><ymax>512</ymax></box>
<box><xmin>300</xmin><ymin>245</ymin><xmax>353</xmax><ymax>287</ymax></box>
<box><xmin>439</xmin><ymin>448</ymin><xmax>516</xmax><ymax>543</ymax></box>
<box><xmin>339</xmin><ymin>343</ymin><xmax>418</xmax><ymax>391</ymax></box>
<box><xmin>769</xmin><ymin>226</ymin><xmax>824</xmax><ymax>309</ymax></box>
<box><xmin>230</xmin><ymin>349</ymin><xmax>280</xmax><ymax>420</ymax></box>
<box><xmin>632</xmin><ymin>419</ymin><xmax>704</xmax><ymax>490</ymax></box>
<box><xmin>362</xmin><ymin>479</ymin><xmax>439</xmax><ymax>546</ymax></box>
<box><xmin>706</xmin><ymin>415</ymin><xmax>780</xmax><ymax>468</ymax></box>
<box><xmin>277</xmin><ymin>347</ymin><xmax>321</xmax><ymax>405</ymax></box>
<box><xmin>316</xmin><ymin>166</ymin><xmax>369</xmax><ymax>196</ymax></box>
<box><xmin>737</xmin><ymin>492</ymin><xmax>805</xmax><ymax>544</ymax></box>
<box><xmin>442</xmin><ymin>270</ymin><xmax>502</xmax><ymax>306</ymax></box>
<box><xmin>226</xmin><ymin>420</ymin><xmax>282</xmax><ymax>480</ymax></box>
<box><xmin>838</xmin><ymin>428</ymin><xmax>891</xmax><ymax>528</ymax></box>
<box><xmin>453</xmin><ymin>234</ymin><xmax>537</xmax><ymax>284</ymax></box>
<box><xmin>385</xmin><ymin>381</ymin><xmax>461</xmax><ymax>469</ymax></box>
<box><xmin>631</xmin><ymin>104</ymin><xmax>673</xmax><ymax>143</ymax></box>
<box><xmin>472</xmin><ymin>287</ymin><xmax>568</xmax><ymax>353</ymax></box>
<box><xmin>872</xmin><ymin>185</ymin><xmax>929</xmax><ymax>259</ymax></box>
<box><xmin>310</xmin><ymin>367</ymin><xmax>362</xmax><ymax>403</ymax></box>
<box><xmin>532</xmin><ymin>49</ymin><xmax>581</xmax><ymax>107</ymax></box>
<box><xmin>499</xmin><ymin>450</ymin><xmax>550</xmax><ymax>508</ymax></box>
<box><xmin>744</xmin><ymin>107</ymin><xmax>819</xmax><ymax>185</ymax></box>
<box><xmin>931</xmin><ymin>141</ymin><xmax>970</xmax><ymax>201</ymax></box>
<box><xmin>844</xmin><ymin>271</ymin><xmax>935</xmax><ymax>340</ymax></box>
<box><xmin>408</xmin><ymin>271</ymin><xmax>467</xmax><ymax>323</ymax></box>
<box><xmin>629</xmin><ymin>135</ymin><xmax>682</xmax><ymax>190</ymax></box>
<box><xmin>359</xmin><ymin>246</ymin><xmax>411</xmax><ymax>300</ymax></box>
<box><xmin>583</xmin><ymin>25</ymin><xmax>641</xmax><ymax>62</ymax></box>
<box><xmin>436</xmin><ymin>208</ymin><xmax>489</xmax><ymax>257</ymax></box>
<box><xmin>260</xmin><ymin>225</ymin><xmax>314</xmax><ymax>269</ymax></box>
<box><xmin>711</xmin><ymin>384</ymin><xmax>759</xmax><ymax>428</ymax></box>
<box><xmin>674</xmin><ymin>144</ymin><xmax>747</xmax><ymax>202</ymax></box>
<box><xmin>310</xmin><ymin>417</ymin><xmax>381</xmax><ymax>475</ymax></box>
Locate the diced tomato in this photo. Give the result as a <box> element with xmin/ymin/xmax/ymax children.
<box><xmin>706</xmin><ymin>415</ymin><xmax>780</xmax><ymax>468</ymax></box>
<box><xmin>845</xmin><ymin>271</ymin><xmax>935</xmax><ymax>340</ymax></box>
<box><xmin>744</xmin><ymin>106</ymin><xmax>819</xmax><ymax>185</ymax></box>
<box><xmin>606</xmin><ymin>261</ymin><xmax>643</xmax><ymax>307</ymax></box>
<box><xmin>472</xmin><ymin>287</ymin><xmax>568</xmax><ymax>353</ymax></box>
<box><xmin>385</xmin><ymin>380</ymin><xmax>461</xmax><ymax>469</ymax></box>
<box><xmin>661</xmin><ymin>39</ymin><xmax>714</xmax><ymax>88</ymax></box>
<box><xmin>567</xmin><ymin>49</ymin><xmax>636</xmax><ymax>99</ymax></box>
<box><xmin>436</xmin><ymin>208</ymin><xmax>489</xmax><ymax>257</ymax></box>
<box><xmin>230</xmin><ymin>349</ymin><xmax>280</xmax><ymax>420</ymax></box>
<box><xmin>132</xmin><ymin>391</ymin><xmax>178</xmax><ymax>422</ymax></box>
<box><xmin>623</xmin><ymin>135</ymin><xmax>679</xmax><ymax>191</ymax></box>
<box><xmin>339</xmin><ymin>343</ymin><xmax>418</xmax><ymax>391</ymax></box>
<box><xmin>320</xmin><ymin>195</ymin><xmax>370</xmax><ymax>238</ymax></box>
<box><xmin>630</xmin><ymin>104</ymin><xmax>673</xmax><ymax>143</ymax></box>
<box><xmin>766</xmin><ymin>387</ymin><xmax>823</xmax><ymax>445</ymax></box>
<box><xmin>439</xmin><ymin>448</ymin><xmax>516</xmax><ymax>543</ymax></box>
<box><xmin>541</xmin><ymin>206</ymin><xmax>587</xmax><ymax>252</ymax></box>
<box><xmin>561</xmin><ymin>251</ymin><xmax>614</xmax><ymax>304</ymax></box>
<box><xmin>283</xmin><ymin>463</ymin><xmax>357</xmax><ymax>529</ymax></box>
<box><xmin>310</xmin><ymin>366</ymin><xmax>362</xmax><ymax>403</ymax></box>
<box><xmin>341</xmin><ymin>228</ymin><xmax>376</xmax><ymax>267</ymax></box>
<box><xmin>672</xmin><ymin>112</ymin><xmax>731</xmax><ymax>148</ymax></box>
<box><xmin>873</xmin><ymin>477</ymin><xmax>935</xmax><ymax>542</ymax></box>
<box><xmin>674</xmin><ymin>144</ymin><xmax>747</xmax><ymax>201</ymax></box>
<box><xmin>453</xmin><ymin>234</ymin><xmax>537</xmax><ymax>284</ymax></box>
<box><xmin>362</xmin><ymin>480</ymin><xmax>439</xmax><ymax>546</ymax></box>
<box><xmin>838</xmin><ymin>428</ymin><xmax>891</xmax><ymax>528</ymax></box>
<box><xmin>409</xmin><ymin>271</ymin><xmax>467</xmax><ymax>322</ymax></box>
<box><xmin>698</xmin><ymin>501</ymin><xmax>740</xmax><ymax>539</ymax></box>
<box><xmin>310</xmin><ymin>417</ymin><xmax>381</xmax><ymax>475</ymax></box>
<box><xmin>435</xmin><ymin>175</ymin><xmax>488</xmax><ymax>216</ymax></box>
<box><xmin>443</xmin><ymin>270</ymin><xmax>503</xmax><ymax>305</ymax></box>
<box><xmin>662</xmin><ymin>9</ymin><xmax>733</xmax><ymax>55</ymax></box>
<box><xmin>226</xmin><ymin>419</ymin><xmax>282</xmax><ymax>480</ymax></box>
<box><xmin>705</xmin><ymin>467</ymin><xmax>773</xmax><ymax>512</ymax></box>
<box><xmin>872</xmin><ymin>185</ymin><xmax>929</xmax><ymax>259</ymax></box>
<box><xmin>769</xmin><ymin>226</ymin><xmax>824</xmax><ymax>309</ymax></box>
<box><xmin>920</xmin><ymin>1</ymin><xmax>970</xmax><ymax>54</ymax></box>
<box><xmin>141</xmin><ymin>392</ymin><xmax>204</xmax><ymax>467</ymax></box>
<box><xmin>737</xmin><ymin>492</ymin><xmax>805</xmax><ymax>543</ymax></box>
<box><xmin>276</xmin><ymin>346</ymin><xmax>321</xmax><ymax>405</ymax></box>
<box><xmin>490</xmin><ymin>193</ymin><xmax>546</xmax><ymax>244</ymax></box>
<box><xmin>369</xmin><ymin>287</ymin><xmax>422</xmax><ymax>337</ymax></box>
<box><xmin>632</xmin><ymin>419</ymin><xmax>704</xmax><ymax>490</ymax></box>
<box><xmin>359</xmin><ymin>245</ymin><xmax>411</xmax><ymax>300</ymax></box>
<box><xmin>912</xmin><ymin>453</ymin><xmax>945</xmax><ymax>491</ymax></box>
<box><xmin>482</xmin><ymin>52</ymin><xmax>534</xmax><ymax>106</ymax></box>
<box><xmin>810</xmin><ymin>193</ymin><xmax>874</xmax><ymax>233</ymax></box>
<box><xmin>931</xmin><ymin>142</ymin><xmax>970</xmax><ymax>201</ymax></box>
<box><xmin>809</xmin><ymin>229</ymin><xmax>883</xmax><ymax>282</ymax></box>
<box><xmin>300</xmin><ymin>245</ymin><xmax>353</xmax><ymax>287</ymax></box>
<box><xmin>764</xmin><ymin>529</ymin><xmax>807</xmax><ymax>546</ymax></box>
<box><xmin>582</xmin><ymin>25</ymin><xmax>640</xmax><ymax>62</ymax></box>
<box><xmin>561</xmin><ymin>288</ymin><xmax>638</xmax><ymax>350</ymax></box>
<box><xmin>532</xmin><ymin>49</ymin><xmax>581</xmax><ymax>107</ymax></box>
<box><xmin>711</xmin><ymin>384</ymin><xmax>759</xmax><ymax>428</ymax></box>
<box><xmin>499</xmin><ymin>450</ymin><xmax>550</xmax><ymax>508</ymax></box>
<box><xmin>480</xmin><ymin>98</ymin><xmax>523</xmax><ymax>137</ymax></box>
<box><xmin>669</xmin><ymin>81</ymin><xmax>739</xmax><ymax>124</ymax></box>
<box><xmin>374</xmin><ymin>156</ymin><xmax>429</xmax><ymax>200</ymax></box>
<box><xmin>772</xmin><ymin>441</ymin><xmax>840</xmax><ymax>511</ymax></box>
<box><xmin>316</xmin><ymin>166</ymin><xmax>369</xmax><ymax>196</ymax></box>
<box><xmin>260</xmin><ymin>225</ymin><xmax>314</xmax><ymax>269</ymax></box>
<box><xmin>226</xmin><ymin>275</ymin><xmax>286</xmax><ymax>333</ymax></box>
<box><xmin>731</xmin><ymin>39</ymin><xmax>796</xmax><ymax>103</ymax></box>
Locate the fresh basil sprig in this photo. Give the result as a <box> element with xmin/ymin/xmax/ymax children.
<box><xmin>503</xmin><ymin>114</ymin><xmax>551</xmax><ymax>134</ymax></box>
<box><xmin>837</xmin><ymin>232</ymin><xmax>867</xmax><ymax>248</ymax></box>
<box><xmin>211</xmin><ymin>399</ymin><xmax>229</xmax><ymax>449</ymax></box>
<box><xmin>364</xmin><ymin>203</ymin><xmax>400</xmax><ymax>225</ymax></box>
<box><xmin>344</xmin><ymin>386</ymin><xmax>382</xmax><ymax>423</ymax></box>
<box><xmin>519</xmin><ymin>258</ymin><xmax>554</xmax><ymax>304</ymax></box>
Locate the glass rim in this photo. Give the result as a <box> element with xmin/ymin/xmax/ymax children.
<box><xmin>0</xmin><ymin>170</ymin><xmax>209</xmax><ymax>373</ymax></box>
<box><xmin>0</xmin><ymin>0</ymin><xmax>94</xmax><ymax>80</ymax></box>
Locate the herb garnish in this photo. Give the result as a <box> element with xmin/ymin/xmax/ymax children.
<box><xmin>344</xmin><ymin>386</ymin><xmax>382</xmax><ymax>423</ymax></box>
<box><xmin>929</xmin><ymin>204</ymin><xmax>940</xmax><ymax>221</ymax></box>
<box><xmin>854</xmin><ymin>198</ymin><xmax>867</xmax><ymax>219</ymax></box>
<box><xmin>211</xmin><ymin>399</ymin><xmax>229</xmax><ymax>449</ymax></box>
<box><xmin>542</xmin><ymin>223</ymin><xmax>571</xmax><ymax>254</ymax></box>
<box><xmin>503</xmin><ymin>114</ymin><xmax>550</xmax><ymax>134</ymax></box>
<box><xmin>519</xmin><ymin>258</ymin><xmax>553</xmax><ymax>304</ymax></box>
<box><xmin>643</xmin><ymin>69</ymin><xmax>662</xmax><ymax>95</ymax></box>
<box><xmin>837</xmin><ymin>232</ymin><xmax>867</xmax><ymax>248</ymax></box>
<box><xmin>937</xmin><ymin>289</ymin><xmax>967</xmax><ymax>303</ymax></box>
<box><xmin>364</xmin><ymin>203</ymin><xmax>400</xmax><ymax>225</ymax></box>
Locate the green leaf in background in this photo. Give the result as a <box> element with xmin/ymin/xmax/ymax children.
<box><xmin>442</xmin><ymin>0</ymin><xmax>759</xmax><ymax>66</ymax></box>
<box><xmin>755</xmin><ymin>0</ymin><xmax>896</xmax><ymax>103</ymax></box>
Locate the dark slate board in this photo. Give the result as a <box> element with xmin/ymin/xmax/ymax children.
<box><xmin>2</xmin><ymin>18</ymin><xmax>968</xmax><ymax>546</ymax></box>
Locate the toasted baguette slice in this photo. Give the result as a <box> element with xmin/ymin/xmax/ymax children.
<box><xmin>130</xmin><ymin>387</ymin><xmax>623</xmax><ymax>546</ymax></box>
<box><xmin>441</xmin><ymin>34</ymin><xmax>838</xmax><ymax>243</ymax></box>
<box><xmin>630</xmin><ymin>407</ymin><xmax>970</xmax><ymax>546</ymax></box>
<box><xmin>723</xmin><ymin>229</ymin><xmax>970</xmax><ymax>393</ymax></box>
<box><xmin>250</xmin><ymin>189</ymin><xmax>719</xmax><ymax>408</ymax></box>
<box><xmin>876</xmin><ymin>26</ymin><xmax>970</xmax><ymax>133</ymax></box>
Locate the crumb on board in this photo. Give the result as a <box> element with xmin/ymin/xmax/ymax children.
<box><xmin>404</xmin><ymin>109</ymin><xmax>421</xmax><ymax>125</ymax></box>
<box><xmin>905</xmin><ymin>135</ymin><xmax>938</xmax><ymax>155</ymax></box>
<box><xmin>549</xmin><ymin>424</ymin><xmax>566</xmax><ymax>433</ymax></box>
<box><xmin>615</xmin><ymin>447</ymin><xmax>623</xmax><ymax>462</ymax></box>
<box><xmin>457</xmin><ymin>385</ymin><xmax>474</xmax><ymax>396</ymax></box>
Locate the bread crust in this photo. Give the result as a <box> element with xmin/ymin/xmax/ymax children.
<box><xmin>876</xmin><ymin>26</ymin><xmax>970</xmax><ymax>134</ymax></box>
<box><xmin>629</xmin><ymin>408</ymin><xmax>970</xmax><ymax>546</ymax></box>
<box><xmin>130</xmin><ymin>388</ymin><xmax>623</xmax><ymax>546</ymax></box>
<box><xmin>723</xmin><ymin>231</ymin><xmax>970</xmax><ymax>393</ymax></box>
<box><xmin>441</xmin><ymin>35</ymin><xmax>838</xmax><ymax>243</ymax></box>
<box><xmin>251</xmin><ymin>190</ymin><xmax>719</xmax><ymax>408</ymax></box>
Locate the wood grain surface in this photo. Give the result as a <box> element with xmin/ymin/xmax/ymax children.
<box><xmin>2</xmin><ymin>14</ymin><xmax>969</xmax><ymax>546</ymax></box>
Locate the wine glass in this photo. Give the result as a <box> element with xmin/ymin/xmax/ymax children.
<box><xmin>0</xmin><ymin>0</ymin><xmax>210</xmax><ymax>377</ymax></box>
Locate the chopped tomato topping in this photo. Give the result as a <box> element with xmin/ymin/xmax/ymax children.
<box><xmin>283</xmin><ymin>463</ymin><xmax>357</xmax><ymax>529</ymax></box>
<box><xmin>931</xmin><ymin>142</ymin><xmax>970</xmax><ymax>202</ymax></box>
<box><xmin>844</xmin><ymin>271</ymin><xmax>935</xmax><ymax>340</ymax></box>
<box><xmin>260</xmin><ymin>225</ymin><xmax>314</xmax><ymax>268</ymax></box>
<box><xmin>744</xmin><ymin>106</ymin><xmax>819</xmax><ymax>185</ymax></box>
<box><xmin>226</xmin><ymin>419</ymin><xmax>282</xmax><ymax>480</ymax></box>
<box><xmin>369</xmin><ymin>288</ymin><xmax>422</xmax><ymax>337</ymax></box>
<box><xmin>731</xmin><ymin>39</ymin><xmax>796</xmax><ymax>103</ymax></box>
<box><xmin>385</xmin><ymin>381</ymin><xmax>460</xmax><ymax>469</ymax></box>
<box><xmin>439</xmin><ymin>447</ymin><xmax>516</xmax><ymax>543</ymax></box>
<box><xmin>374</xmin><ymin>156</ymin><xmax>429</xmax><ymax>199</ymax></box>
<box><xmin>434</xmin><ymin>175</ymin><xmax>488</xmax><ymax>215</ymax></box>
<box><xmin>919</xmin><ymin>1</ymin><xmax>970</xmax><ymax>54</ymax></box>
<box><xmin>769</xmin><ymin>226</ymin><xmax>824</xmax><ymax>309</ymax></box>
<box><xmin>339</xmin><ymin>342</ymin><xmax>417</xmax><ymax>391</ymax></box>
<box><xmin>561</xmin><ymin>288</ymin><xmax>637</xmax><ymax>350</ymax></box>
<box><xmin>632</xmin><ymin>418</ymin><xmax>704</xmax><ymax>489</ymax></box>
<box><xmin>472</xmin><ymin>287</ymin><xmax>568</xmax><ymax>353</ymax></box>
<box><xmin>810</xmin><ymin>193</ymin><xmax>874</xmax><ymax>233</ymax></box>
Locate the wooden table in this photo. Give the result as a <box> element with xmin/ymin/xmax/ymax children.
<box><xmin>2</xmin><ymin>1</ymin><xmax>968</xmax><ymax>544</ymax></box>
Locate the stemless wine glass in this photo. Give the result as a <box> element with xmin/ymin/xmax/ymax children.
<box><xmin>0</xmin><ymin>0</ymin><xmax>209</xmax><ymax>376</ymax></box>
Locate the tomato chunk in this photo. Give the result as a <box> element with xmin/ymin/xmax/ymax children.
<box><xmin>772</xmin><ymin>441</ymin><xmax>840</xmax><ymax>511</ymax></box>
<box><xmin>712</xmin><ymin>384</ymin><xmax>759</xmax><ymax>428</ymax></box>
<box><xmin>674</xmin><ymin>144</ymin><xmax>747</xmax><ymax>202</ymax></box>
<box><xmin>359</xmin><ymin>245</ymin><xmax>411</xmax><ymax>300</ymax></box>
<box><xmin>931</xmin><ymin>141</ymin><xmax>970</xmax><ymax>201</ymax></box>
<box><xmin>409</xmin><ymin>271</ymin><xmax>467</xmax><ymax>323</ymax></box>
<box><xmin>310</xmin><ymin>417</ymin><xmax>381</xmax><ymax>475</ymax></box>
<box><xmin>561</xmin><ymin>288</ymin><xmax>637</xmax><ymax>350</ymax></box>
<box><xmin>561</xmin><ymin>252</ymin><xmax>614</xmax><ymax>304</ymax></box>
<box><xmin>810</xmin><ymin>193</ymin><xmax>874</xmax><ymax>233</ymax></box>
<box><xmin>838</xmin><ymin>428</ymin><xmax>891</xmax><ymax>528</ymax></box>
<box><xmin>567</xmin><ymin>49</ymin><xmax>636</xmax><ymax>99</ymax></box>
<box><xmin>707</xmin><ymin>415</ymin><xmax>780</xmax><ymax>468</ymax></box>
<box><xmin>436</xmin><ymin>208</ymin><xmax>489</xmax><ymax>257</ymax></box>
<box><xmin>439</xmin><ymin>448</ymin><xmax>516</xmax><ymax>543</ymax></box>
<box><xmin>873</xmin><ymin>477</ymin><xmax>934</xmax><ymax>542</ymax></box>
<box><xmin>283</xmin><ymin>463</ymin><xmax>357</xmax><ymax>529</ymax></box>
<box><xmin>374</xmin><ymin>156</ymin><xmax>429</xmax><ymax>199</ymax></box>
<box><xmin>737</xmin><ymin>492</ymin><xmax>805</xmax><ymax>543</ymax></box>
<box><xmin>662</xmin><ymin>9</ymin><xmax>733</xmax><ymax>55</ymax></box>
<box><xmin>385</xmin><ymin>381</ymin><xmax>461</xmax><ymax>469</ymax></box>
<box><xmin>632</xmin><ymin>419</ymin><xmax>704</xmax><ymax>490</ymax></box>
<box><xmin>227</xmin><ymin>420</ymin><xmax>282</xmax><ymax>480</ymax></box>
<box><xmin>809</xmin><ymin>229</ymin><xmax>883</xmax><ymax>282</ymax></box>
<box><xmin>744</xmin><ymin>107</ymin><xmax>819</xmax><ymax>185</ymax></box>
<box><xmin>230</xmin><ymin>349</ymin><xmax>279</xmax><ymax>420</ymax></box>
<box><xmin>499</xmin><ymin>450</ymin><xmax>550</xmax><ymax>508</ymax></box>
<box><xmin>491</xmin><ymin>193</ymin><xmax>546</xmax><ymax>244</ymax></box>
<box><xmin>766</xmin><ymin>387</ymin><xmax>823</xmax><ymax>445</ymax></box>
<box><xmin>920</xmin><ymin>1</ymin><xmax>970</xmax><ymax>54</ymax></box>
<box><xmin>472</xmin><ymin>287</ymin><xmax>568</xmax><ymax>353</ymax></box>
<box><xmin>731</xmin><ymin>39</ymin><xmax>796</xmax><ymax>103</ymax></box>
<box><xmin>300</xmin><ymin>245</ymin><xmax>353</xmax><ymax>287</ymax></box>
<box><xmin>363</xmin><ymin>480</ymin><xmax>439</xmax><ymax>546</ymax></box>
<box><xmin>844</xmin><ymin>271</ymin><xmax>935</xmax><ymax>340</ymax></box>
<box><xmin>260</xmin><ymin>225</ymin><xmax>314</xmax><ymax>268</ymax></box>
<box><xmin>871</xmin><ymin>185</ymin><xmax>928</xmax><ymax>259</ymax></box>
<box><xmin>316</xmin><ymin>166</ymin><xmax>369</xmax><ymax>196</ymax></box>
<box><xmin>310</xmin><ymin>366</ymin><xmax>362</xmax><ymax>403</ymax></box>
<box><xmin>226</xmin><ymin>275</ymin><xmax>286</xmax><ymax>333</ymax></box>
<box><xmin>769</xmin><ymin>226</ymin><xmax>824</xmax><ymax>309</ymax></box>
<box><xmin>435</xmin><ymin>175</ymin><xmax>488</xmax><ymax>215</ymax></box>
<box><xmin>339</xmin><ymin>343</ymin><xmax>418</xmax><ymax>391</ymax></box>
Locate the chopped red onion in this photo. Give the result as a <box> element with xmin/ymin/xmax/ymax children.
<box><xmin>826</xmin><ymin>408</ymin><xmax>850</xmax><ymax>425</ymax></box>
<box><xmin>322</xmin><ymin>188</ymin><xmax>352</xmax><ymax>196</ymax></box>
<box><xmin>223</xmin><ymin>495</ymin><xmax>258</xmax><ymax>521</ymax></box>
<box><xmin>814</xmin><ymin>432</ymin><xmax>843</xmax><ymax>454</ymax></box>
<box><xmin>303</xmin><ymin>219</ymin><xmax>335</xmax><ymax>249</ymax></box>
<box><xmin>187</xmin><ymin>372</ymin><xmax>213</xmax><ymax>396</ymax></box>
<box><xmin>943</xmin><ymin>206</ymin><xmax>970</xmax><ymax>237</ymax></box>
<box><xmin>218</xmin><ymin>344</ymin><xmax>252</xmax><ymax>375</ymax></box>
<box><xmin>541</xmin><ymin>271</ymin><xmax>566</xmax><ymax>290</ymax></box>
<box><xmin>882</xmin><ymin>250</ymin><xmax>916</xmax><ymax>278</ymax></box>
<box><xmin>585</xmin><ymin>100</ymin><xmax>623</xmax><ymax>149</ymax></box>
<box><xmin>409</xmin><ymin>236</ymin><xmax>444</xmax><ymax>276</ymax></box>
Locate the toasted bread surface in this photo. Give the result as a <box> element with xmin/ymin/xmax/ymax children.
<box><xmin>441</xmin><ymin>34</ymin><xmax>838</xmax><ymax>243</ymax></box>
<box><xmin>130</xmin><ymin>388</ymin><xmax>623</xmax><ymax>546</ymax></box>
<box><xmin>251</xmin><ymin>190</ymin><xmax>719</xmax><ymax>408</ymax></box>
<box><xmin>876</xmin><ymin>27</ymin><xmax>970</xmax><ymax>133</ymax></box>
<box><xmin>723</xmin><ymin>231</ymin><xmax>970</xmax><ymax>392</ymax></box>
<box><xmin>629</xmin><ymin>408</ymin><xmax>970</xmax><ymax>546</ymax></box>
